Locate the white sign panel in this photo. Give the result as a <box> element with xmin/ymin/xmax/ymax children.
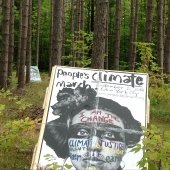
<box><xmin>30</xmin><ymin>66</ymin><xmax>41</xmax><ymax>82</ymax></box>
<box><xmin>32</xmin><ymin>66</ymin><xmax>149</xmax><ymax>170</ymax></box>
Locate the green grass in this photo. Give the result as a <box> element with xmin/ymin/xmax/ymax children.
<box><xmin>149</xmin><ymin>85</ymin><xmax>170</xmax><ymax>122</ymax></box>
<box><xmin>0</xmin><ymin>72</ymin><xmax>49</xmax><ymax>170</ymax></box>
<box><xmin>152</xmin><ymin>118</ymin><xmax>170</xmax><ymax>131</ymax></box>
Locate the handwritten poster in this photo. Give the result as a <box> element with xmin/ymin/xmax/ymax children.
<box><xmin>32</xmin><ymin>66</ymin><xmax>149</xmax><ymax>170</ymax></box>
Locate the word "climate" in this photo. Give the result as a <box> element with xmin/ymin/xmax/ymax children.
<box><xmin>92</xmin><ymin>72</ymin><xmax>144</xmax><ymax>88</ymax></box>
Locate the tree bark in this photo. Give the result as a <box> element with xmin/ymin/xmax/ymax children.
<box><xmin>7</xmin><ymin>0</ymin><xmax>14</xmax><ymax>86</ymax></box>
<box><xmin>0</xmin><ymin>0</ymin><xmax>10</xmax><ymax>89</ymax></box>
<box><xmin>145</xmin><ymin>0</ymin><xmax>153</xmax><ymax>42</ymax></box>
<box><xmin>49</xmin><ymin>0</ymin><xmax>53</xmax><ymax>74</ymax></box>
<box><xmin>16</xmin><ymin>0</ymin><xmax>22</xmax><ymax>77</ymax></box>
<box><xmin>164</xmin><ymin>0</ymin><xmax>170</xmax><ymax>77</ymax></box>
<box><xmin>35</xmin><ymin>0</ymin><xmax>42</xmax><ymax>66</ymax></box>
<box><xmin>18</xmin><ymin>0</ymin><xmax>29</xmax><ymax>89</ymax></box>
<box><xmin>157</xmin><ymin>0</ymin><xmax>164</xmax><ymax>74</ymax></box>
<box><xmin>71</xmin><ymin>0</ymin><xmax>75</xmax><ymax>66</ymax></box>
<box><xmin>129</xmin><ymin>0</ymin><xmax>135</xmax><ymax>71</ymax></box>
<box><xmin>26</xmin><ymin>0</ymin><xmax>32</xmax><ymax>83</ymax></box>
<box><xmin>91</xmin><ymin>0</ymin><xmax>108</xmax><ymax>69</ymax></box>
<box><xmin>113</xmin><ymin>0</ymin><xmax>121</xmax><ymax>70</ymax></box>
<box><xmin>129</xmin><ymin>0</ymin><xmax>139</xmax><ymax>71</ymax></box>
<box><xmin>51</xmin><ymin>0</ymin><xmax>63</xmax><ymax>67</ymax></box>
<box><xmin>105</xmin><ymin>2</ymin><xmax>109</xmax><ymax>70</ymax></box>
<box><xmin>62</xmin><ymin>0</ymin><xmax>66</xmax><ymax>65</ymax></box>
<box><xmin>91</xmin><ymin>0</ymin><xmax>94</xmax><ymax>32</ymax></box>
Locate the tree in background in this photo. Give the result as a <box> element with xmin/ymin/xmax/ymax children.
<box><xmin>26</xmin><ymin>0</ymin><xmax>32</xmax><ymax>84</ymax></box>
<box><xmin>129</xmin><ymin>0</ymin><xmax>139</xmax><ymax>71</ymax></box>
<box><xmin>16</xmin><ymin>0</ymin><xmax>22</xmax><ymax>77</ymax></box>
<box><xmin>77</xmin><ymin>0</ymin><xmax>84</xmax><ymax>62</ymax></box>
<box><xmin>35</xmin><ymin>0</ymin><xmax>42</xmax><ymax>66</ymax></box>
<box><xmin>70</xmin><ymin>0</ymin><xmax>75</xmax><ymax>66</ymax></box>
<box><xmin>51</xmin><ymin>0</ymin><xmax>63</xmax><ymax>67</ymax></box>
<box><xmin>91</xmin><ymin>0</ymin><xmax>108</xmax><ymax>69</ymax></box>
<box><xmin>145</xmin><ymin>0</ymin><xmax>153</xmax><ymax>42</ymax></box>
<box><xmin>157</xmin><ymin>0</ymin><xmax>164</xmax><ymax>75</ymax></box>
<box><xmin>164</xmin><ymin>0</ymin><xmax>170</xmax><ymax>80</ymax></box>
<box><xmin>91</xmin><ymin>0</ymin><xmax>94</xmax><ymax>32</ymax></box>
<box><xmin>49</xmin><ymin>0</ymin><xmax>53</xmax><ymax>73</ymax></box>
<box><xmin>113</xmin><ymin>0</ymin><xmax>121</xmax><ymax>70</ymax></box>
<box><xmin>105</xmin><ymin>1</ymin><xmax>109</xmax><ymax>69</ymax></box>
<box><xmin>129</xmin><ymin>0</ymin><xmax>135</xmax><ymax>71</ymax></box>
<box><xmin>18</xmin><ymin>0</ymin><xmax>29</xmax><ymax>89</ymax></box>
<box><xmin>61</xmin><ymin>0</ymin><xmax>67</xmax><ymax>63</ymax></box>
<box><xmin>7</xmin><ymin>0</ymin><xmax>14</xmax><ymax>86</ymax></box>
<box><xmin>0</xmin><ymin>0</ymin><xmax>11</xmax><ymax>89</ymax></box>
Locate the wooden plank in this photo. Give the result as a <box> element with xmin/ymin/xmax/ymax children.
<box><xmin>42</xmin><ymin>87</ymin><xmax>49</xmax><ymax>109</ymax></box>
<box><xmin>30</xmin><ymin>144</ymin><xmax>37</xmax><ymax>170</ymax></box>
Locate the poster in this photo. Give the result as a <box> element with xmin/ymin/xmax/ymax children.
<box><xmin>30</xmin><ymin>66</ymin><xmax>41</xmax><ymax>82</ymax></box>
<box><xmin>32</xmin><ymin>66</ymin><xmax>149</xmax><ymax>170</ymax></box>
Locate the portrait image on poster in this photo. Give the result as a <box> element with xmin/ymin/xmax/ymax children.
<box><xmin>38</xmin><ymin>66</ymin><xmax>148</xmax><ymax>170</ymax></box>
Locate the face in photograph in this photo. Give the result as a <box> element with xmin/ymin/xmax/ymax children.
<box><xmin>43</xmin><ymin>86</ymin><xmax>143</xmax><ymax>170</ymax></box>
<box><xmin>68</xmin><ymin>109</ymin><xmax>127</xmax><ymax>170</ymax></box>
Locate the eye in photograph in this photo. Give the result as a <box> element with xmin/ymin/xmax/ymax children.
<box><xmin>76</xmin><ymin>128</ymin><xmax>90</xmax><ymax>138</ymax></box>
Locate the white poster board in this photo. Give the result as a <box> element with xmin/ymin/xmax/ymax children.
<box><xmin>30</xmin><ymin>66</ymin><xmax>41</xmax><ymax>82</ymax></box>
<box><xmin>31</xmin><ymin>66</ymin><xmax>149</xmax><ymax>170</ymax></box>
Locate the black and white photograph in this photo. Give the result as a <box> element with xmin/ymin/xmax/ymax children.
<box><xmin>37</xmin><ymin>66</ymin><xmax>148</xmax><ymax>170</ymax></box>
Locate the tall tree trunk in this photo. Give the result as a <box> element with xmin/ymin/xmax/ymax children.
<box><xmin>35</xmin><ymin>0</ymin><xmax>42</xmax><ymax>66</ymax></box>
<box><xmin>16</xmin><ymin>0</ymin><xmax>22</xmax><ymax>77</ymax></box>
<box><xmin>76</xmin><ymin>0</ymin><xmax>81</xmax><ymax>32</ymax></box>
<box><xmin>7</xmin><ymin>0</ymin><xmax>14</xmax><ymax>86</ymax></box>
<box><xmin>113</xmin><ymin>0</ymin><xmax>121</xmax><ymax>70</ymax></box>
<box><xmin>80</xmin><ymin>0</ymin><xmax>84</xmax><ymax>30</ymax></box>
<box><xmin>133</xmin><ymin>0</ymin><xmax>139</xmax><ymax>63</ymax></box>
<box><xmin>86</xmin><ymin>0</ymin><xmax>91</xmax><ymax>32</ymax></box>
<box><xmin>105</xmin><ymin>2</ymin><xmax>109</xmax><ymax>70</ymax></box>
<box><xmin>164</xmin><ymin>0</ymin><xmax>170</xmax><ymax>78</ymax></box>
<box><xmin>129</xmin><ymin>0</ymin><xmax>135</xmax><ymax>71</ymax></box>
<box><xmin>0</xmin><ymin>0</ymin><xmax>2</xmax><ymax>58</ymax></box>
<box><xmin>18</xmin><ymin>0</ymin><xmax>29</xmax><ymax>89</ymax></box>
<box><xmin>0</xmin><ymin>0</ymin><xmax>10</xmax><ymax>89</ymax></box>
<box><xmin>49</xmin><ymin>0</ymin><xmax>53</xmax><ymax>74</ymax></box>
<box><xmin>71</xmin><ymin>0</ymin><xmax>75</xmax><ymax>66</ymax></box>
<box><xmin>0</xmin><ymin>0</ymin><xmax>2</xmax><ymax>12</ymax></box>
<box><xmin>108</xmin><ymin>1</ymin><xmax>114</xmax><ymax>70</ymax></box>
<box><xmin>145</xmin><ymin>0</ymin><xmax>153</xmax><ymax>42</ymax></box>
<box><xmin>51</xmin><ymin>0</ymin><xmax>63</xmax><ymax>67</ymax></box>
<box><xmin>91</xmin><ymin>0</ymin><xmax>108</xmax><ymax>69</ymax></box>
<box><xmin>76</xmin><ymin>0</ymin><xmax>84</xmax><ymax>66</ymax></box>
<box><xmin>129</xmin><ymin>0</ymin><xmax>139</xmax><ymax>71</ymax></box>
<box><xmin>62</xmin><ymin>0</ymin><xmax>66</xmax><ymax>65</ymax></box>
<box><xmin>91</xmin><ymin>0</ymin><xmax>94</xmax><ymax>32</ymax></box>
<box><xmin>75</xmin><ymin>0</ymin><xmax>81</xmax><ymax>65</ymax></box>
<box><xmin>26</xmin><ymin>0</ymin><xmax>32</xmax><ymax>83</ymax></box>
<box><xmin>157</xmin><ymin>0</ymin><xmax>164</xmax><ymax>75</ymax></box>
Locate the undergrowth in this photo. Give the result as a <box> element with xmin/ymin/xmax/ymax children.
<box><xmin>0</xmin><ymin>72</ymin><xmax>49</xmax><ymax>170</ymax></box>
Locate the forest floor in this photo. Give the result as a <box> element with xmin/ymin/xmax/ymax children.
<box><xmin>0</xmin><ymin>72</ymin><xmax>170</xmax><ymax>170</ymax></box>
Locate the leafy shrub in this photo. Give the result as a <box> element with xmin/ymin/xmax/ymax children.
<box><xmin>0</xmin><ymin>117</ymin><xmax>36</xmax><ymax>150</ymax></box>
<box><xmin>149</xmin><ymin>85</ymin><xmax>170</xmax><ymax>122</ymax></box>
<box><xmin>131</xmin><ymin>125</ymin><xmax>170</xmax><ymax>170</ymax></box>
<box><xmin>0</xmin><ymin>88</ymin><xmax>38</xmax><ymax>169</ymax></box>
